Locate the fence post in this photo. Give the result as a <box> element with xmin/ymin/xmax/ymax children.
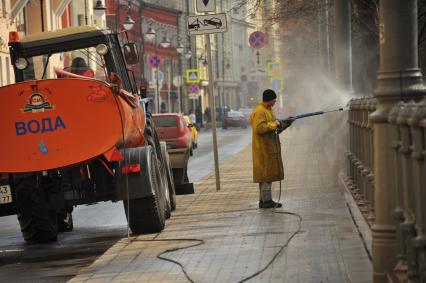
<box><xmin>397</xmin><ymin>101</ymin><xmax>418</xmax><ymax>280</ymax></box>
<box><xmin>410</xmin><ymin>101</ymin><xmax>426</xmax><ymax>281</ymax></box>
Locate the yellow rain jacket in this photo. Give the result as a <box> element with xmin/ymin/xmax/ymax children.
<box><xmin>249</xmin><ymin>102</ymin><xmax>284</xmax><ymax>183</ymax></box>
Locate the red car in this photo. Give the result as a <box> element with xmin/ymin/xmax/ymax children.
<box><xmin>153</xmin><ymin>113</ymin><xmax>193</xmax><ymax>154</ymax></box>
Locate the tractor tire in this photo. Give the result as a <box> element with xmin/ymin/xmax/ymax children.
<box><xmin>163</xmin><ymin>173</ymin><xmax>172</xmax><ymax>219</ymax></box>
<box><xmin>123</xmin><ymin>150</ymin><xmax>165</xmax><ymax>234</ymax></box>
<box><xmin>15</xmin><ymin>176</ymin><xmax>58</xmax><ymax>243</ymax></box>
<box><xmin>160</xmin><ymin>142</ymin><xmax>176</xmax><ymax>211</ymax></box>
<box><xmin>146</xmin><ymin>115</ymin><xmax>174</xmax><ymax>215</ymax></box>
<box><xmin>57</xmin><ymin>211</ymin><xmax>73</xmax><ymax>232</ymax></box>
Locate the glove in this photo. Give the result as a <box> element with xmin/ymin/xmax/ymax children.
<box><xmin>277</xmin><ymin>118</ymin><xmax>294</xmax><ymax>134</ymax></box>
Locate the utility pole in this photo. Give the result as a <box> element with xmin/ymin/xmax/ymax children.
<box><xmin>371</xmin><ymin>0</ymin><xmax>426</xmax><ymax>282</ymax></box>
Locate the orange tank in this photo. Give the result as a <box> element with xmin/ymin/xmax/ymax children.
<box><xmin>0</xmin><ymin>79</ymin><xmax>145</xmax><ymax>173</ymax></box>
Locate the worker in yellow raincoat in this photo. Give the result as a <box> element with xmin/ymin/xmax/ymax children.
<box><xmin>249</xmin><ymin>89</ymin><xmax>293</xmax><ymax>208</ymax></box>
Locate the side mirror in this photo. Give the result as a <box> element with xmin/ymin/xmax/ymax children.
<box><xmin>123</xmin><ymin>42</ymin><xmax>139</xmax><ymax>65</ymax></box>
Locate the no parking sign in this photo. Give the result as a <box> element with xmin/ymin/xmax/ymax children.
<box><xmin>188</xmin><ymin>84</ymin><xmax>200</xmax><ymax>99</ymax></box>
<box><xmin>249</xmin><ymin>31</ymin><xmax>268</xmax><ymax>49</ymax></box>
<box><xmin>149</xmin><ymin>55</ymin><xmax>161</xmax><ymax>68</ymax></box>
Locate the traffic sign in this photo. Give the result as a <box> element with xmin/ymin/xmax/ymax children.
<box><xmin>267</xmin><ymin>62</ymin><xmax>281</xmax><ymax>77</ymax></box>
<box><xmin>188</xmin><ymin>84</ymin><xmax>200</xmax><ymax>99</ymax></box>
<box><xmin>149</xmin><ymin>55</ymin><xmax>161</xmax><ymax>68</ymax></box>
<box><xmin>155</xmin><ymin>70</ymin><xmax>164</xmax><ymax>81</ymax></box>
<box><xmin>173</xmin><ymin>76</ymin><xmax>183</xmax><ymax>87</ymax></box>
<box><xmin>186</xmin><ymin>69</ymin><xmax>200</xmax><ymax>83</ymax></box>
<box><xmin>271</xmin><ymin>77</ymin><xmax>284</xmax><ymax>92</ymax></box>
<box><xmin>187</xmin><ymin>13</ymin><xmax>227</xmax><ymax>35</ymax></box>
<box><xmin>249</xmin><ymin>31</ymin><xmax>268</xmax><ymax>49</ymax></box>
<box><xmin>196</xmin><ymin>0</ymin><xmax>215</xmax><ymax>12</ymax></box>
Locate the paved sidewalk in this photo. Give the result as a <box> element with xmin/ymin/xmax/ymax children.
<box><xmin>69</xmin><ymin>124</ymin><xmax>372</xmax><ymax>283</ymax></box>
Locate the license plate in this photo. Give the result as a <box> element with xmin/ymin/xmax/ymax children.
<box><xmin>0</xmin><ymin>185</ymin><xmax>12</xmax><ymax>204</ymax></box>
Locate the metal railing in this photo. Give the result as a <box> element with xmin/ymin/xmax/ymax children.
<box><xmin>346</xmin><ymin>97</ymin><xmax>376</xmax><ymax>223</ymax></box>
<box><xmin>346</xmin><ymin>98</ymin><xmax>426</xmax><ymax>281</ymax></box>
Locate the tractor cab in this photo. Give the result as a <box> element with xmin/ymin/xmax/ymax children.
<box><xmin>9</xmin><ymin>26</ymin><xmax>138</xmax><ymax>94</ymax></box>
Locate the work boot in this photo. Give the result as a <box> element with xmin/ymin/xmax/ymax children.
<box><xmin>260</xmin><ymin>200</ymin><xmax>282</xmax><ymax>208</ymax></box>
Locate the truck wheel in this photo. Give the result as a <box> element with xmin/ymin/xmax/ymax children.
<box><xmin>146</xmin><ymin>118</ymin><xmax>173</xmax><ymax>215</ymax></box>
<box><xmin>160</xmin><ymin>142</ymin><xmax>176</xmax><ymax>211</ymax></box>
<box><xmin>15</xmin><ymin>176</ymin><xmax>58</xmax><ymax>243</ymax></box>
<box><xmin>163</xmin><ymin>174</ymin><xmax>172</xmax><ymax>219</ymax></box>
<box><xmin>123</xmin><ymin>151</ymin><xmax>165</xmax><ymax>234</ymax></box>
<box><xmin>57</xmin><ymin>211</ymin><xmax>73</xmax><ymax>232</ymax></box>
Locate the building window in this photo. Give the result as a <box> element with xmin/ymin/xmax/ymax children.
<box><xmin>78</xmin><ymin>14</ymin><xmax>84</xmax><ymax>26</ymax></box>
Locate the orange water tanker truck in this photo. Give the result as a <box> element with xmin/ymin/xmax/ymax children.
<box><xmin>0</xmin><ymin>26</ymin><xmax>176</xmax><ymax>243</ymax></box>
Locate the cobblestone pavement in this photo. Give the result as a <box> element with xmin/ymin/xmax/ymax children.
<box><xmin>69</xmin><ymin>125</ymin><xmax>372</xmax><ymax>283</ymax></box>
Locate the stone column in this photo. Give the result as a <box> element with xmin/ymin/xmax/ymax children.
<box><xmin>370</xmin><ymin>0</ymin><xmax>426</xmax><ymax>282</ymax></box>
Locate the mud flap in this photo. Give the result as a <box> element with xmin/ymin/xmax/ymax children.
<box><xmin>115</xmin><ymin>146</ymin><xmax>156</xmax><ymax>200</ymax></box>
<box><xmin>175</xmin><ymin>183</ymin><xmax>194</xmax><ymax>195</ymax></box>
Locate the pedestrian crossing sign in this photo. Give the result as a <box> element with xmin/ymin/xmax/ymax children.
<box><xmin>267</xmin><ymin>61</ymin><xmax>281</xmax><ymax>77</ymax></box>
<box><xmin>186</xmin><ymin>69</ymin><xmax>201</xmax><ymax>83</ymax></box>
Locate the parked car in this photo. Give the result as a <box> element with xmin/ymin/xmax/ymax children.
<box><xmin>222</xmin><ymin>110</ymin><xmax>247</xmax><ymax>129</ymax></box>
<box><xmin>183</xmin><ymin>115</ymin><xmax>199</xmax><ymax>149</ymax></box>
<box><xmin>153</xmin><ymin>113</ymin><xmax>193</xmax><ymax>154</ymax></box>
<box><xmin>152</xmin><ymin>113</ymin><xmax>195</xmax><ymax>194</ymax></box>
<box><xmin>239</xmin><ymin>108</ymin><xmax>253</xmax><ymax>120</ymax></box>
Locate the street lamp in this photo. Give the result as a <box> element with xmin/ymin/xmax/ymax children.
<box><xmin>176</xmin><ymin>36</ymin><xmax>184</xmax><ymax>54</ymax></box>
<box><xmin>145</xmin><ymin>26</ymin><xmax>156</xmax><ymax>42</ymax></box>
<box><xmin>122</xmin><ymin>0</ymin><xmax>134</xmax><ymax>31</ymax></box>
<box><xmin>159</xmin><ymin>33</ymin><xmax>171</xmax><ymax>48</ymax></box>
<box><xmin>93</xmin><ymin>0</ymin><xmax>106</xmax><ymax>17</ymax></box>
<box><xmin>185</xmin><ymin>49</ymin><xmax>192</xmax><ymax>59</ymax></box>
<box><xmin>144</xmin><ymin>22</ymin><xmax>185</xmax><ymax>113</ymax></box>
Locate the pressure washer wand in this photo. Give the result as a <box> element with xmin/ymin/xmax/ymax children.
<box><xmin>280</xmin><ymin>108</ymin><xmax>344</xmax><ymax>123</ymax></box>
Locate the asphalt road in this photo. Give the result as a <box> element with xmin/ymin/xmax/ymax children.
<box><xmin>0</xmin><ymin>126</ymin><xmax>251</xmax><ymax>282</ymax></box>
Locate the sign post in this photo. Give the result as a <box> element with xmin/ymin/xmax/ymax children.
<box><xmin>205</xmin><ymin>34</ymin><xmax>220</xmax><ymax>191</ymax></box>
<box><xmin>173</xmin><ymin>76</ymin><xmax>183</xmax><ymax>113</ymax></box>
<box><xmin>187</xmin><ymin>12</ymin><xmax>227</xmax><ymax>191</ymax></box>
<box><xmin>149</xmin><ymin>55</ymin><xmax>162</xmax><ymax>113</ymax></box>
